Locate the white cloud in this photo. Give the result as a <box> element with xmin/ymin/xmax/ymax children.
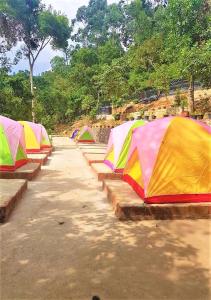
<box><xmin>12</xmin><ymin>0</ymin><xmax>120</xmax><ymax>74</ymax></box>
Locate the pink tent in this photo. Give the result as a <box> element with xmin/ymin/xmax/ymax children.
<box><xmin>0</xmin><ymin>116</ymin><xmax>27</xmax><ymax>171</ymax></box>
<box><xmin>104</xmin><ymin>120</ymin><xmax>146</xmax><ymax>173</ymax></box>
<box><xmin>19</xmin><ymin>121</ymin><xmax>51</xmax><ymax>153</ymax></box>
<box><xmin>123</xmin><ymin>117</ymin><xmax>211</xmax><ymax>204</ymax></box>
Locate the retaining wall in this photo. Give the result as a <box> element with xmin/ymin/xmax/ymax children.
<box><xmin>92</xmin><ymin>127</ymin><xmax>112</xmax><ymax>144</ymax></box>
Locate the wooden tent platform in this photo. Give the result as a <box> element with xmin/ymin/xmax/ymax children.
<box><xmin>103</xmin><ymin>180</ymin><xmax>211</xmax><ymax>220</ymax></box>
<box><xmin>0</xmin><ymin>179</ymin><xmax>27</xmax><ymax>223</ymax></box>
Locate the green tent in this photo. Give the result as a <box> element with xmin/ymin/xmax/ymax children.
<box><xmin>104</xmin><ymin>120</ymin><xmax>146</xmax><ymax>173</ymax></box>
<box><xmin>77</xmin><ymin>126</ymin><xmax>95</xmax><ymax>143</ymax></box>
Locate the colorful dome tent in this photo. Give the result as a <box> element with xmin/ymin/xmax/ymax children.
<box><xmin>0</xmin><ymin>116</ymin><xmax>27</xmax><ymax>171</ymax></box>
<box><xmin>19</xmin><ymin>121</ymin><xmax>51</xmax><ymax>153</ymax></box>
<box><xmin>123</xmin><ymin>117</ymin><xmax>211</xmax><ymax>204</ymax></box>
<box><xmin>104</xmin><ymin>120</ymin><xmax>146</xmax><ymax>173</ymax></box>
<box><xmin>77</xmin><ymin>126</ymin><xmax>95</xmax><ymax>143</ymax></box>
<box><xmin>70</xmin><ymin>129</ymin><xmax>79</xmax><ymax>139</ymax></box>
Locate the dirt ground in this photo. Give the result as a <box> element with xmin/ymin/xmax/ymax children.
<box><xmin>1</xmin><ymin>137</ymin><xmax>211</xmax><ymax>300</ymax></box>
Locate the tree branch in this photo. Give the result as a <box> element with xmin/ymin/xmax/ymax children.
<box><xmin>29</xmin><ymin>47</ymin><xmax>35</xmax><ymax>62</ymax></box>
<box><xmin>33</xmin><ymin>37</ymin><xmax>52</xmax><ymax>64</ymax></box>
<box><xmin>42</xmin><ymin>37</ymin><xmax>52</xmax><ymax>50</ymax></box>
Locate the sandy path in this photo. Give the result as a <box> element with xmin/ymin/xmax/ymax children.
<box><xmin>1</xmin><ymin>137</ymin><xmax>211</xmax><ymax>300</ymax></box>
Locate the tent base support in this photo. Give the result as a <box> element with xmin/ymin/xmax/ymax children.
<box><xmin>0</xmin><ymin>163</ymin><xmax>41</xmax><ymax>181</ymax></box>
<box><xmin>0</xmin><ymin>179</ymin><xmax>27</xmax><ymax>223</ymax></box>
<box><xmin>83</xmin><ymin>153</ymin><xmax>105</xmax><ymax>165</ymax></box>
<box><xmin>91</xmin><ymin>163</ymin><xmax>123</xmax><ymax>181</ymax></box>
<box><xmin>103</xmin><ymin>180</ymin><xmax>211</xmax><ymax>220</ymax></box>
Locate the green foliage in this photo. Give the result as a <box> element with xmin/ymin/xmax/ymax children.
<box><xmin>0</xmin><ymin>0</ymin><xmax>71</xmax><ymax>54</ymax></box>
<box><xmin>72</xmin><ymin>47</ymin><xmax>99</xmax><ymax>67</ymax></box>
<box><xmin>39</xmin><ymin>11</ymin><xmax>70</xmax><ymax>49</ymax></box>
<box><xmin>74</xmin><ymin>0</ymin><xmax>108</xmax><ymax>46</ymax></box>
<box><xmin>174</xmin><ymin>89</ymin><xmax>188</xmax><ymax>110</ymax></box>
<box><xmin>0</xmin><ymin>70</ymin><xmax>31</xmax><ymax>120</ymax></box>
<box><xmin>98</xmin><ymin>39</ymin><xmax>124</xmax><ymax>64</ymax></box>
<box><xmin>149</xmin><ymin>63</ymin><xmax>180</xmax><ymax>95</ymax></box>
<box><xmin>0</xmin><ymin>0</ymin><xmax>71</xmax><ymax>121</ymax></box>
<box><xmin>179</xmin><ymin>42</ymin><xmax>211</xmax><ymax>86</ymax></box>
<box><xmin>164</xmin><ymin>0</ymin><xmax>210</xmax><ymax>45</ymax></box>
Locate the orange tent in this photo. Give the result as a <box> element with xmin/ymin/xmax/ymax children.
<box><xmin>123</xmin><ymin>117</ymin><xmax>211</xmax><ymax>204</ymax></box>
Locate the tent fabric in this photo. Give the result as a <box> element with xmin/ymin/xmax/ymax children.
<box><xmin>0</xmin><ymin>116</ymin><xmax>27</xmax><ymax>171</ymax></box>
<box><xmin>77</xmin><ymin>126</ymin><xmax>95</xmax><ymax>143</ymax></box>
<box><xmin>70</xmin><ymin>129</ymin><xmax>79</xmax><ymax>139</ymax></box>
<box><xmin>123</xmin><ymin>116</ymin><xmax>211</xmax><ymax>204</ymax></box>
<box><xmin>104</xmin><ymin>120</ymin><xmax>146</xmax><ymax>173</ymax></box>
<box><xmin>19</xmin><ymin>121</ymin><xmax>51</xmax><ymax>153</ymax></box>
<box><xmin>41</xmin><ymin>125</ymin><xmax>51</xmax><ymax>148</ymax></box>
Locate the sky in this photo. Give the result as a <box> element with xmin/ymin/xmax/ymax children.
<box><xmin>11</xmin><ymin>0</ymin><xmax>119</xmax><ymax>75</ymax></box>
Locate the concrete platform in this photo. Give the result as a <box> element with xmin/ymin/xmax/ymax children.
<box><xmin>91</xmin><ymin>163</ymin><xmax>122</xmax><ymax>181</ymax></box>
<box><xmin>83</xmin><ymin>153</ymin><xmax>105</xmax><ymax>165</ymax></box>
<box><xmin>0</xmin><ymin>179</ymin><xmax>27</xmax><ymax>223</ymax></box>
<box><xmin>27</xmin><ymin>153</ymin><xmax>48</xmax><ymax>165</ymax></box>
<box><xmin>79</xmin><ymin>144</ymin><xmax>106</xmax><ymax>149</ymax></box>
<box><xmin>40</xmin><ymin>147</ymin><xmax>53</xmax><ymax>156</ymax></box>
<box><xmin>77</xmin><ymin>141</ymin><xmax>95</xmax><ymax>144</ymax></box>
<box><xmin>103</xmin><ymin>180</ymin><xmax>211</xmax><ymax>220</ymax></box>
<box><xmin>0</xmin><ymin>163</ymin><xmax>41</xmax><ymax>181</ymax></box>
<box><xmin>81</xmin><ymin>148</ymin><xmax>106</xmax><ymax>154</ymax></box>
<box><xmin>79</xmin><ymin>146</ymin><xmax>107</xmax><ymax>151</ymax></box>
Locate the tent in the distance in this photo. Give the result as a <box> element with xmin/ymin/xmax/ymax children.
<box><xmin>19</xmin><ymin>121</ymin><xmax>51</xmax><ymax>153</ymax></box>
<box><xmin>123</xmin><ymin>116</ymin><xmax>211</xmax><ymax>204</ymax></box>
<box><xmin>0</xmin><ymin>116</ymin><xmax>27</xmax><ymax>171</ymax></box>
<box><xmin>77</xmin><ymin>126</ymin><xmax>95</xmax><ymax>143</ymax></box>
<box><xmin>104</xmin><ymin>120</ymin><xmax>146</xmax><ymax>173</ymax></box>
<box><xmin>70</xmin><ymin>129</ymin><xmax>79</xmax><ymax>139</ymax></box>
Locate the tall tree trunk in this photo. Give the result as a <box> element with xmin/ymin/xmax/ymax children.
<box><xmin>65</xmin><ymin>49</ymin><xmax>69</xmax><ymax>66</ymax></box>
<box><xmin>29</xmin><ymin>60</ymin><xmax>36</xmax><ymax>122</ymax></box>
<box><xmin>188</xmin><ymin>74</ymin><xmax>195</xmax><ymax>113</ymax></box>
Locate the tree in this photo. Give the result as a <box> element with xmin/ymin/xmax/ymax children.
<box><xmin>179</xmin><ymin>43</ymin><xmax>211</xmax><ymax>111</ymax></box>
<box><xmin>98</xmin><ymin>39</ymin><xmax>124</xmax><ymax>65</ymax></box>
<box><xmin>1</xmin><ymin>0</ymin><xmax>210</xmax><ymax>127</ymax></box>
<box><xmin>0</xmin><ymin>0</ymin><xmax>70</xmax><ymax>121</ymax></box>
<box><xmin>93</xmin><ymin>57</ymin><xmax>129</xmax><ymax>106</ymax></box>
<box><xmin>124</xmin><ymin>0</ymin><xmax>154</xmax><ymax>45</ymax></box>
<box><xmin>73</xmin><ymin>0</ymin><xmax>108</xmax><ymax>46</ymax></box>
<box><xmin>162</xmin><ymin>0</ymin><xmax>211</xmax><ymax>112</ymax></box>
<box><xmin>0</xmin><ymin>70</ymin><xmax>31</xmax><ymax>120</ymax></box>
<box><xmin>71</xmin><ymin>47</ymin><xmax>99</xmax><ymax>67</ymax></box>
<box><xmin>149</xmin><ymin>63</ymin><xmax>180</xmax><ymax>97</ymax></box>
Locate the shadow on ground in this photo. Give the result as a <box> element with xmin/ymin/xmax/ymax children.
<box><xmin>1</xmin><ymin>138</ymin><xmax>210</xmax><ymax>300</ymax></box>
